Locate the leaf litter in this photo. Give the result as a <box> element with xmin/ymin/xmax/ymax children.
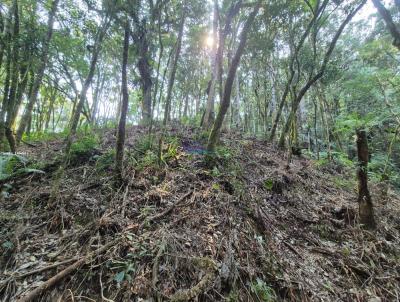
<box><xmin>0</xmin><ymin>125</ymin><xmax>399</xmax><ymax>301</ymax></box>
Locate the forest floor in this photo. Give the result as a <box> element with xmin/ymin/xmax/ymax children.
<box><xmin>0</xmin><ymin>125</ymin><xmax>399</xmax><ymax>302</ymax></box>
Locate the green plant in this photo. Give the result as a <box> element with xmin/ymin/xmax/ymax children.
<box><xmin>215</xmin><ymin>146</ymin><xmax>234</xmax><ymax>161</ymax></box>
<box><xmin>94</xmin><ymin>149</ymin><xmax>115</xmax><ymax>172</ymax></box>
<box><xmin>0</xmin><ymin>153</ymin><xmax>44</xmax><ymax>181</ymax></box>
<box><xmin>227</xmin><ymin>289</ymin><xmax>240</xmax><ymax>302</ymax></box>
<box><xmin>111</xmin><ymin>260</ymin><xmax>136</xmax><ymax>284</ymax></box>
<box><xmin>331</xmin><ymin>176</ymin><xmax>355</xmax><ymax>191</ymax></box>
<box><xmin>135</xmin><ymin>135</ymin><xmax>156</xmax><ymax>156</ymax></box>
<box><xmin>162</xmin><ymin>136</ymin><xmax>180</xmax><ymax>162</ymax></box>
<box><xmin>70</xmin><ymin>134</ymin><xmax>99</xmax><ymax>156</ymax></box>
<box><xmin>249</xmin><ymin>278</ymin><xmax>276</xmax><ymax>302</ymax></box>
<box><xmin>23</xmin><ymin>130</ymin><xmax>68</xmax><ymax>143</ymax></box>
<box><xmin>263</xmin><ymin>179</ymin><xmax>274</xmax><ymax>191</ymax></box>
<box><xmin>212</xmin><ymin>182</ymin><xmax>221</xmax><ymax>191</ymax></box>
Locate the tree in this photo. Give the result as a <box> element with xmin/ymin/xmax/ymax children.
<box><xmin>16</xmin><ymin>0</ymin><xmax>60</xmax><ymax>143</ymax></box>
<box><xmin>163</xmin><ymin>6</ymin><xmax>186</xmax><ymax>125</ymax></box>
<box><xmin>115</xmin><ymin>20</ymin><xmax>130</xmax><ymax>183</ymax></box>
<box><xmin>207</xmin><ymin>2</ymin><xmax>261</xmax><ymax>152</ymax></box>
<box><xmin>372</xmin><ymin>0</ymin><xmax>400</xmax><ymax>50</ymax></box>
<box><xmin>278</xmin><ymin>0</ymin><xmax>367</xmax><ymax>149</ymax></box>
<box><xmin>356</xmin><ymin>129</ymin><xmax>376</xmax><ymax>229</ymax></box>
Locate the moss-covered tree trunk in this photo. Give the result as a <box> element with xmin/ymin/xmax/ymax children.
<box><xmin>356</xmin><ymin>129</ymin><xmax>376</xmax><ymax>229</ymax></box>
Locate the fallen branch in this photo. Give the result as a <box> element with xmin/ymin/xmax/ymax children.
<box><xmin>1</xmin><ymin>257</ymin><xmax>79</xmax><ymax>287</ymax></box>
<box><xmin>16</xmin><ymin>238</ymin><xmax>121</xmax><ymax>302</ymax></box>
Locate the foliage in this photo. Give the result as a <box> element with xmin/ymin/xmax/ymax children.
<box><xmin>249</xmin><ymin>278</ymin><xmax>276</xmax><ymax>302</ymax></box>
<box><xmin>70</xmin><ymin>134</ymin><xmax>99</xmax><ymax>156</ymax></box>
<box><xmin>94</xmin><ymin>149</ymin><xmax>115</xmax><ymax>173</ymax></box>
<box><xmin>0</xmin><ymin>153</ymin><xmax>44</xmax><ymax>181</ymax></box>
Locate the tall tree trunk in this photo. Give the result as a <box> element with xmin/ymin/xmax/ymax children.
<box><xmin>45</xmin><ymin>87</ymin><xmax>57</xmax><ymax>131</ymax></box>
<box><xmin>203</xmin><ymin>0</ymin><xmax>220</xmax><ymax>128</ymax></box>
<box><xmin>91</xmin><ymin>69</ymin><xmax>104</xmax><ymax>125</ymax></box>
<box><xmin>4</xmin><ymin>0</ymin><xmax>20</xmax><ymax>153</ymax></box>
<box><xmin>133</xmin><ymin>19</ymin><xmax>153</xmax><ymax>125</ymax></box>
<box><xmin>16</xmin><ymin>0</ymin><xmax>59</xmax><ymax>143</ymax></box>
<box><xmin>163</xmin><ymin>9</ymin><xmax>186</xmax><ymax>125</ymax></box>
<box><xmin>0</xmin><ymin>5</ymin><xmax>13</xmax><ymax>151</ymax></box>
<box><xmin>356</xmin><ymin>129</ymin><xmax>376</xmax><ymax>229</ymax></box>
<box><xmin>0</xmin><ymin>11</ymin><xmax>4</xmax><ymax>71</ymax></box>
<box><xmin>115</xmin><ymin>21</ymin><xmax>130</xmax><ymax>183</ymax></box>
<box><xmin>207</xmin><ymin>2</ymin><xmax>261</xmax><ymax>152</ymax></box>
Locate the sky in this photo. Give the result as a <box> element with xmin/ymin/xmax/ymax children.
<box><xmin>354</xmin><ymin>0</ymin><xmax>378</xmax><ymax>23</ymax></box>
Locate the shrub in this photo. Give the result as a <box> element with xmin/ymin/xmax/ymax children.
<box><xmin>69</xmin><ymin>134</ymin><xmax>100</xmax><ymax>165</ymax></box>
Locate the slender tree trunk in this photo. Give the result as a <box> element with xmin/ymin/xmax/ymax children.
<box><xmin>91</xmin><ymin>70</ymin><xmax>104</xmax><ymax>125</ymax></box>
<box><xmin>16</xmin><ymin>0</ymin><xmax>59</xmax><ymax>143</ymax></box>
<box><xmin>0</xmin><ymin>5</ymin><xmax>13</xmax><ymax>151</ymax></box>
<box><xmin>132</xmin><ymin>18</ymin><xmax>153</xmax><ymax>125</ymax></box>
<box><xmin>115</xmin><ymin>21</ymin><xmax>130</xmax><ymax>183</ymax></box>
<box><xmin>163</xmin><ymin>9</ymin><xmax>186</xmax><ymax>125</ymax></box>
<box><xmin>3</xmin><ymin>0</ymin><xmax>20</xmax><ymax>153</ymax></box>
<box><xmin>207</xmin><ymin>2</ymin><xmax>261</xmax><ymax>152</ymax></box>
<box><xmin>356</xmin><ymin>129</ymin><xmax>376</xmax><ymax>229</ymax></box>
<box><xmin>203</xmin><ymin>0</ymin><xmax>220</xmax><ymax>128</ymax></box>
<box><xmin>0</xmin><ymin>10</ymin><xmax>5</xmax><ymax>71</ymax></box>
<box><xmin>45</xmin><ymin>88</ymin><xmax>57</xmax><ymax>131</ymax></box>
<box><xmin>148</xmin><ymin>9</ymin><xmax>165</xmax><ymax>134</ymax></box>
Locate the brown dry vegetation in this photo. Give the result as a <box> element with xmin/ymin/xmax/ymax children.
<box><xmin>1</xmin><ymin>126</ymin><xmax>399</xmax><ymax>301</ymax></box>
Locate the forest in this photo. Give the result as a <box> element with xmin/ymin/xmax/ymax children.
<box><xmin>0</xmin><ymin>0</ymin><xmax>400</xmax><ymax>301</ymax></box>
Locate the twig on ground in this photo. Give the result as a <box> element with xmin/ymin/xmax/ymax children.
<box><xmin>16</xmin><ymin>238</ymin><xmax>121</xmax><ymax>302</ymax></box>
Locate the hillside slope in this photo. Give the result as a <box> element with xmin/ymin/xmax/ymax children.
<box><xmin>1</xmin><ymin>126</ymin><xmax>399</xmax><ymax>301</ymax></box>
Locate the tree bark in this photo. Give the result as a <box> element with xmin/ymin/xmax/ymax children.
<box><xmin>115</xmin><ymin>21</ymin><xmax>130</xmax><ymax>183</ymax></box>
<box><xmin>132</xmin><ymin>18</ymin><xmax>153</xmax><ymax>125</ymax></box>
<box><xmin>0</xmin><ymin>4</ymin><xmax>13</xmax><ymax>151</ymax></box>
<box><xmin>3</xmin><ymin>0</ymin><xmax>20</xmax><ymax>153</ymax></box>
<box><xmin>16</xmin><ymin>0</ymin><xmax>59</xmax><ymax>143</ymax></box>
<box><xmin>356</xmin><ymin>129</ymin><xmax>376</xmax><ymax>229</ymax></box>
<box><xmin>207</xmin><ymin>2</ymin><xmax>261</xmax><ymax>152</ymax></box>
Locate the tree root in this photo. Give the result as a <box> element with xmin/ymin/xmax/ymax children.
<box><xmin>16</xmin><ymin>238</ymin><xmax>121</xmax><ymax>302</ymax></box>
<box><xmin>169</xmin><ymin>257</ymin><xmax>217</xmax><ymax>302</ymax></box>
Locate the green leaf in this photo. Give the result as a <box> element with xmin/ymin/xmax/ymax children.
<box><xmin>264</xmin><ymin>179</ymin><xmax>274</xmax><ymax>191</ymax></box>
<box><xmin>114</xmin><ymin>271</ymin><xmax>125</xmax><ymax>283</ymax></box>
